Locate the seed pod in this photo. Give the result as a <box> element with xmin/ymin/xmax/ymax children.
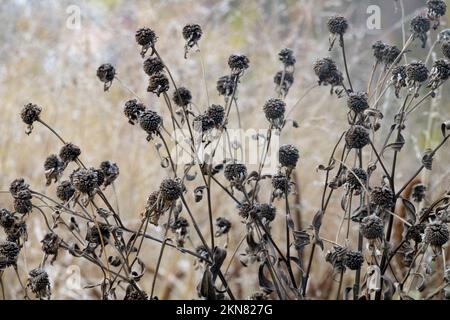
<box><xmin>0</xmin><ymin>241</ymin><xmax>20</xmax><ymax>269</ymax></box>
<box><xmin>424</xmin><ymin>220</ymin><xmax>449</xmax><ymax>247</ymax></box>
<box><xmin>0</xmin><ymin>208</ymin><xmax>16</xmax><ymax>229</ymax></box>
<box><xmin>124</xmin><ymin>284</ymin><xmax>149</xmax><ymax>300</ymax></box>
<box><xmin>9</xmin><ymin>178</ymin><xmax>29</xmax><ymax>198</ymax></box>
<box><xmin>96</xmin><ymin>64</ymin><xmax>115</xmax><ymax>91</ymax></box>
<box><xmin>442</xmin><ymin>41</ymin><xmax>450</xmax><ymax>59</ymax></box>
<box><xmin>279</xmin><ymin>144</ymin><xmax>299</xmax><ymax>168</ymax></box>
<box><xmin>327</xmin><ymin>15</ymin><xmax>348</xmax><ymax>35</ymax></box>
<box><xmin>147</xmin><ymin>73</ymin><xmax>169</xmax><ymax>96</ymax></box>
<box><xmin>345</xmin><ymin>251</ymin><xmax>364</xmax><ymax>270</ymax></box>
<box><xmin>347</xmin><ymin>92</ymin><xmax>369</xmax><ymax>113</ymax></box>
<box><xmin>135</xmin><ymin>27</ymin><xmax>157</xmax><ymax>57</ymax></box>
<box><xmin>56</xmin><ymin>181</ymin><xmax>75</xmax><ymax>202</ymax></box>
<box><xmin>172</xmin><ymin>87</ymin><xmax>192</xmax><ymax>106</ymax></box>
<box><xmin>346</xmin><ymin>168</ymin><xmax>367</xmax><ymax>191</ymax></box>
<box><xmin>238</xmin><ymin>202</ymin><xmax>254</xmax><ymax>220</ymax></box>
<box><xmin>313</xmin><ymin>57</ymin><xmax>343</xmax><ymax>87</ymax></box>
<box><xmin>228</xmin><ymin>54</ymin><xmax>250</xmax><ymax>74</ymax></box>
<box><xmin>370</xmin><ymin>186</ymin><xmax>395</xmax><ymax>209</ymax></box>
<box><xmin>263</xmin><ymin>98</ymin><xmax>286</xmax><ymax>121</ymax></box>
<box><xmin>410</xmin><ymin>15</ymin><xmax>431</xmax><ymax>48</ymax></box>
<box><xmin>159</xmin><ymin>178</ymin><xmax>183</xmax><ymax>202</ymax></box>
<box><xmin>143</xmin><ymin>57</ymin><xmax>164</xmax><ymax>76</ymax></box>
<box><xmin>345</xmin><ymin>125</ymin><xmax>370</xmax><ymax>149</ymax></box>
<box><xmin>360</xmin><ymin>215</ymin><xmax>384</xmax><ymax>240</ymax></box>
<box><xmin>59</xmin><ymin>143</ymin><xmax>81</xmax><ymax>164</ymax></box>
<box><xmin>217</xmin><ymin>75</ymin><xmax>236</xmax><ymax>97</ymax></box>
<box><xmin>99</xmin><ymin>161</ymin><xmax>119</xmax><ymax>187</ymax></box>
<box><xmin>206</xmin><ymin>104</ymin><xmax>225</xmax><ymax>127</ymax></box>
<box><xmin>70</xmin><ymin>168</ymin><xmax>99</xmax><ymax>195</ymax></box>
<box><xmin>124</xmin><ymin>99</ymin><xmax>146</xmax><ymax>125</ymax></box>
<box><xmin>255</xmin><ymin>203</ymin><xmax>276</xmax><ymax>223</ymax></box>
<box><xmin>224</xmin><ymin>163</ymin><xmax>247</xmax><ymax>182</ymax></box>
<box><xmin>372</xmin><ymin>41</ymin><xmax>387</xmax><ymax>62</ymax></box>
<box><xmin>406</xmin><ymin>62</ymin><xmax>429</xmax><ymax>85</ymax></box>
<box><xmin>139</xmin><ymin>109</ymin><xmax>162</xmax><ymax>139</ymax></box>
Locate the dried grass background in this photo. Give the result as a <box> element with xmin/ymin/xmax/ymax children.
<box><xmin>0</xmin><ymin>0</ymin><xmax>449</xmax><ymax>299</ymax></box>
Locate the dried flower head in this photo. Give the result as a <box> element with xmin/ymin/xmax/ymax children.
<box><xmin>406</xmin><ymin>62</ymin><xmax>429</xmax><ymax>87</ymax></box>
<box><xmin>21</xmin><ymin>103</ymin><xmax>42</xmax><ymax>134</ymax></box>
<box><xmin>124</xmin><ymin>99</ymin><xmax>146</xmax><ymax>125</ymax></box>
<box><xmin>99</xmin><ymin>161</ymin><xmax>119</xmax><ymax>188</ymax></box>
<box><xmin>44</xmin><ymin>154</ymin><xmax>64</xmax><ymax>185</ymax></box>
<box><xmin>272</xmin><ymin>173</ymin><xmax>291</xmax><ymax>194</ymax></box>
<box><xmin>0</xmin><ymin>241</ymin><xmax>20</xmax><ymax>269</ymax></box>
<box><xmin>41</xmin><ymin>232</ymin><xmax>61</xmax><ymax>258</ymax></box>
<box><xmin>442</xmin><ymin>41</ymin><xmax>450</xmax><ymax>59</ymax></box>
<box><xmin>224</xmin><ymin>163</ymin><xmax>247</xmax><ymax>183</ymax></box>
<box><xmin>345</xmin><ymin>125</ymin><xmax>370</xmax><ymax>149</ymax></box>
<box><xmin>382</xmin><ymin>45</ymin><xmax>402</xmax><ymax>66</ymax></box>
<box><xmin>427</xmin><ymin>0</ymin><xmax>447</xmax><ymax>28</ymax></box>
<box><xmin>370</xmin><ymin>186</ymin><xmax>395</xmax><ymax>209</ymax></box>
<box><xmin>182</xmin><ymin>24</ymin><xmax>202</xmax><ymax>57</ymax></box>
<box><xmin>215</xmin><ymin>217</ymin><xmax>232</xmax><ymax>236</ymax></box>
<box><xmin>143</xmin><ymin>57</ymin><xmax>165</xmax><ymax>76</ymax></box>
<box><xmin>56</xmin><ymin>181</ymin><xmax>75</xmax><ymax>202</ymax></box>
<box><xmin>10</xmin><ymin>178</ymin><xmax>29</xmax><ymax>197</ymax></box>
<box><xmin>406</xmin><ymin>223</ymin><xmax>426</xmax><ymax>243</ymax></box>
<box><xmin>59</xmin><ymin>143</ymin><xmax>81</xmax><ymax>164</ymax></box>
<box><xmin>372</xmin><ymin>41</ymin><xmax>387</xmax><ymax>62</ymax></box>
<box><xmin>0</xmin><ymin>208</ymin><xmax>16</xmax><ymax>230</ymax></box>
<box><xmin>279</xmin><ymin>144</ymin><xmax>299</xmax><ymax>168</ymax></box>
<box><xmin>14</xmin><ymin>190</ymin><xmax>33</xmax><ymax>214</ymax></box>
<box><xmin>70</xmin><ymin>168</ymin><xmax>99</xmax><ymax>195</ymax></box>
<box><xmin>255</xmin><ymin>203</ymin><xmax>276</xmax><ymax>223</ymax></box>
<box><xmin>313</xmin><ymin>57</ymin><xmax>343</xmax><ymax>88</ymax></box>
<box><xmin>238</xmin><ymin>202</ymin><xmax>254</xmax><ymax>220</ymax></box>
<box><xmin>345</xmin><ymin>250</ymin><xmax>364</xmax><ymax>270</ymax></box>
<box><xmin>327</xmin><ymin>15</ymin><xmax>348</xmax><ymax>35</ymax></box>
<box><xmin>170</xmin><ymin>216</ymin><xmax>189</xmax><ymax>246</ymax></box>
<box><xmin>263</xmin><ymin>98</ymin><xmax>286</xmax><ymax>124</ymax></box>
<box><xmin>347</xmin><ymin>92</ymin><xmax>369</xmax><ymax>113</ymax></box>
<box><xmin>278</xmin><ymin>48</ymin><xmax>296</xmax><ymax>67</ymax></box>
<box><xmin>206</xmin><ymin>104</ymin><xmax>225</xmax><ymax>127</ymax></box>
<box><xmin>274</xmin><ymin>71</ymin><xmax>294</xmax><ymax>96</ymax></box>
<box><xmin>361</xmin><ymin>215</ymin><xmax>384</xmax><ymax>240</ymax></box>
<box><xmin>139</xmin><ymin>109</ymin><xmax>162</xmax><ymax>140</ymax></box>
<box><xmin>346</xmin><ymin>168</ymin><xmax>367</xmax><ymax>191</ymax></box>
<box><xmin>86</xmin><ymin>223</ymin><xmax>110</xmax><ymax>246</ymax></box>
<box><xmin>325</xmin><ymin>246</ymin><xmax>347</xmax><ymax>273</ymax></box>
<box><xmin>147</xmin><ymin>73</ymin><xmax>170</xmax><ymax>96</ymax></box>
<box><xmin>27</xmin><ymin>268</ymin><xmax>51</xmax><ymax>299</ymax></box>
<box><xmin>159</xmin><ymin>178</ymin><xmax>183</xmax><ymax>202</ymax></box>
<box><xmin>217</xmin><ymin>75</ymin><xmax>236</xmax><ymax>97</ymax></box>
<box><xmin>424</xmin><ymin>220</ymin><xmax>449</xmax><ymax>247</ymax></box>
<box><xmin>429</xmin><ymin>59</ymin><xmax>450</xmax><ymax>89</ymax></box>
<box><xmin>96</xmin><ymin>64</ymin><xmax>115</xmax><ymax>91</ymax></box>
<box><xmin>135</xmin><ymin>27</ymin><xmax>157</xmax><ymax>57</ymax></box>
<box><xmin>410</xmin><ymin>15</ymin><xmax>431</xmax><ymax>48</ymax></box>
<box><xmin>392</xmin><ymin>65</ymin><xmax>407</xmax><ymax>98</ymax></box>
<box><xmin>228</xmin><ymin>54</ymin><xmax>250</xmax><ymax>74</ymax></box>
<box><xmin>173</xmin><ymin>87</ymin><xmax>192</xmax><ymax>106</ymax></box>
<box><xmin>124</xmin><ymin>284</ymin><xmax>148</xmax><ymax>300</ymax></box>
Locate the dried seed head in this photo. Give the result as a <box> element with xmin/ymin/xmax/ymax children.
<box><xmin>412</xmin><ymin>183</ymin><xmax>427</xmax><ymax>202</ymax></box>
<box><xmin>196</xmin><ymin>244</ymin><xmax>210</xmax><ymax>261</ymax></box>
<box><xmin>0</xmin><ymin>208</ymin><xmax>15</xmax><ymax>229</ymax></box>
<box><xmin>70</xmin><ymin>168</ymin><xmax>99</xmax><ymax>195</ymax></box>
<box><xmin>147</xmin><ymin>73</ymin><xmax>169</xmax><ymax>96</ymax></box>
<box><xmin>27</xmin><ymin>268</ymin><xmax>51</xmax><ymax>299</ymax></box>
<box><xmin>347</xmin><ymin>92</ymin><xmax>369</xmax><ymax>113</ymax></box>
<box><xmin>406</xmin><ymin>61</ymin><xmax>429</xmax><ymax>84</ymax></box>
<box><xmin>274</xmin><ymin>71</ymin><xmax>294</xmax><ymax>95</ymax></box>
<box><xmin>410</xmin><ymin>15</ymin><xmax>431</xmax><ymax>48</ymax></box>
<box><xmin>255</xmin><ymin>203</ymin><xmax>276</xmax><ymax>223</ymax></box>
<box><xmin>346</xmin><ymin>168</ymin><xmax>367</xmax><ymax>191</ymax></box>
<box><xmin>325</xmin><ymin>246</ymin><xmax>347</xmax><ymax>273</ymax></box>
<box><xmin>442</xmin><ymin>41</ymin><xmax>450</xmax><ymax>59</ymax></box>
<box><xmin>9</xmin><ymin>178</ymin><xmax>29</xmax><ymax>197</ymax></box>
<box><xmin>143</xmin><ymin>57</ymin><xmax>164</xmax><ymax>76</ymax></box>
<box><xmin>21</xmin><ymin>103</ymin><xmax>41</xmax><ymax>125</ymax></box>
<box><xmin>429</xmin><ymin>59</ymin><xmax>450</xmax><ymax>89</ymax></box>
<box><xmin>41</xmin><ymin>233</ymin><xmax>61</xmax><ymax>256</ymax></box>
<box><xmin>382</xmin><ymin>45</ymin><xmax>402</xmax><ymax>66</ymax></box>
<box><xmin>0</xmin><ymin>241</ymin><xmax>20</xmax><ymax>268</ymax></box>
<box><xmin>345</xmin><ymin>125</ymin><xmax>370</xmax><ymax>149</ymax></box>
<box><xmin>217</xmin><ymin>75</ymin><xmax>236</xmax><ymax>96</ymax></box>
<box><xmin>173</xmin><ymin>87</ymin><xmax>192</xmax><ymax>106</ymax></box>
<box><xmin>99</xmin><ymin>161</ymin><xmax>119</xmax><ymax>187</ymax></box>
<box><xmin>370</xmin><ymin>186</ymin><xmax>395</xmax><ymax>209</ymax></box>
<box><xmin>139</xmin><ymin>109</ymin><xmax>162</xmax><ymax>139</ymax></box>
<box><xmin>143</xmin><ymin>191</ymin><xmax>161</xmax><ymax>220</ymax></box>
<box><xmin>124</xmin><ymin>99</ymin><xmax>146</xmax><ymax>125</ymax></box>
<box><xmin>313</xmin><ymin>57</ymin><xmax>343</xmax><ymax>87</ymax></box>
<box><xmin>424</xmin><ymin>220</ymin><xmax>449</xmax><ymax>247</ymax></box>
<box><xmin>327</xmin><ymin>15</ymin><xmax>348</xmax><ymax>35</ymax></box>
<box><xmin>237</xmin><ymin>202</ymin><xmax>254</xmax><ymax>219</ymax></box>
<box><xmin>182</xmin><ymin>24</ymin><xmax>202</xmax><ymax>49</ymax></box>
<box><xmin>96</xmin><ymin>64</ymin><xmax>115</xmax><ymax>91</ymax></box>
<box><xmin>427</xmin><ymin>0</ymin><xmax>447</xmax><ymax>25</ymax></box>
<box><xmin>361</xmin><ymin>215</ymin><xmax>384</xmax><ymax>240</ymax></box>
<box><xmin>159</xmin><ymin>178</ymin><xmax>183</xmax><ymax>202</ymax></box>
<box><xmin>279</xmin><ymin>144</ymin><xmax>299</xmax><ymax>168</ymax></box>
<box><xmin>224</xmin><ymin>163</ymin><xmax>247</xmax><ymax>182</ymax></box>
<box><xmin>56</xmin><ymin>180</ymin><xmax>75</xmax><ymax>202</ymax></box>
<box><xmin>86</xmin><ymin>223</ymin><xmax>110</xmax><ymax>246</ymax></box>
<box><xmin>44</xmin><ymin>154</ymin><xmax>62</xmax><ymax>171</ymax></box>
<box><xmin>263</xmin><ymin>98</ymin><xmax>285</xmax><ymax>121</ymax></box>
<box><xmin>406</xmin><ymin>223</ymin><xmax>426</xmax><ymax>243</ymax></box>
<box><xmin>228</xmin><ymin>54</ymin><xmax>250</xmax><ymax>74</ymax></box>
<box><xmin>372</xmin><ymin>41</ymin><xmax>387</xmax><ymax>62</ymax></box>
<box><xmin>124</xmin><ymin>284</ymin><xmax>148</xmax><ymax>300</ymax></box>
<box><xmin>13</xmin><ymin>190</ymin><xmax>32</xmax><ymax>214</ymax></box>
<box><xmin>345</xmin><ymin>251</ymin><xmax>364</xmax><ymax>270</ymax></box>
<box><xmin>170</xmin><ymin>216</ymin><xmax>189</xmax><ymax>246</ymax></box>
<box><xmin>59</xmin><ymin>143</ymin><xmax>81</xmax><ymax>164</ymax></box>
<box><xmin>215</xmin><ymin>217</ymin><xmax>232</xmax><ymax>236</ymax></box>
<box><xmin>278</xmin><ymin>48</ymin><xmax>296</xmax><ymax>67</ymax></box>
<box><xmin>392</xmin><ymin>65</ymin><xmax>407</xmax><ymax>98</ymax></box>
<box><xmin>91</xmin><ymin>167</ymin><xmax>105</xmax><ymax>187</ymax></box>
<box><xmin>206</xmin><ymin>104</ymin><xmax>225</xmax><ymax>127</ymax></box>
<box><xmin>193</xmin><ymin>114</ymin><xmax>215</xmax><ymax>132</ymax></box>
<box><xmin>135</xmin><ymin>27</ymin><xmax>157</xmax><ymax>57</ymax></box>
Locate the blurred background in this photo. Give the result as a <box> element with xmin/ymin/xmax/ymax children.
<box><xmin>0</xmin><ymin>0</ymin><xmax>449</xmax><ymax>299</ymax></box>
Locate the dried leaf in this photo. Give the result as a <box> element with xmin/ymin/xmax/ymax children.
<box><xmin>401</xmin><ymin>198</ymin><xmax>417</xmax><ymax>224</ymax></box>
<box><xmin>194</xmin><ymin>186</ymin><xmax>206</xmax><ymax>202</ymax></box>
<box><xmin>441</xmin><ymin>121</ymin><xmax>450</xmax><ymax>137</ymax></box>
<box><xmin>258</xmin><ymin>262</ymin><xmax>275</xmax><ymax>294</ymax></box>
<box><xmin>198</xmin><ymin>268</ymin><xmax>216</xmax><ymax>300</ymax></box>
<box><xmin>311</xmin><ymin>210</ymin><xmax>324</xmax><ymax>250</ymax></box>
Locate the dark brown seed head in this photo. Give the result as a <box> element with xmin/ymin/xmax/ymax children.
<box><xmin>124</xmin><ymin>285</ymin><xmax>148</xmax><ymax>300</ymax></box>
<box><xmin>313</xmin><ymin>57</ymin><xmax>343</xmax><ymax>86</ymax></box>
<box><xmin>59</xmin><ymin>143</ymin><xmax>81</xmax><ymax>163</ymax></box>
<box><xmin>27</xmin><ymin>268</ymin><xmax>51</xmax><ymax>299</ymax></box>
<box><xmin>70</xmin><ymin>168</ymin><xmax>99</xmax><ymax>195</ymax></box>
<box><xmin>327</xmin><ymin>15</ymin><xmax>348</xmax><ymax>35</ymax></box>
<box><xmin>143</xmin><ymin>57</ymin><xmax>164</xmax><ymax>76</ymax></box>
<box><xmin>256</xmin><ymin>203</ymin><xmax>276</xmax><ymax>223</ymax></box>
<box><xmin>224</xmin><ymin>163</ymin><xmax>247</xmax><ymax>182</ymax></box>
<box><xmin>86</xmin><ymin>223</ymin><xmax>110</xmax><ymax>245</ymax></box>
<box><xmin>96</xmin><ymin>64</ymin><xmax>115</xmax><ymax>84</ymax></box>
<box><xmin>99</xmin><ymin>161</ymin><xmax>119</xmax><ymax>187</ymax></box>
<box><xmin>383</xmin><ymin>45</ymin><xmax>402</xmax><ymax>65</ymax></box>
<box><xmin>124</xmin><ymin>99</ymin><xmax>146</xmax><ymax>125</ymax></box>
<box><xmin>279</xmin><ymin>144</ymin><xmax>299</xmax><ymax>168</ymax></box>
<box><xmin>13</xmin><ymin>190</ymin><xmax>32</xmax><ymax>215</ymax></box>
<box><xmin>406</xmin><ymin>62</ymin><xmax>429</xmax><ymax>83</ymax></box>
<box><xmin>272</xmin><ymin>173</ymin><xmax>290</xmax><ymax>193</ymax></box>
<box><xmin>56</xmin><ymin>181</ymin><xmax>75</xmax><ymax>202</ymax></box>
<box><xmin>0</xmin><ymin>208</ymin><xmax>16</xmax><ymax>229</ymax></box>
<box><xmin>345</xmin><ymin>251</ymin><xmax>364</xmax><ymax>270</ymax></box>
<box><xmin>159</xmin><ymin>178</ymin><xmax>183</xmax><ymax>202</ymax></box>
<box><xmin>345</xmin><ymin>125</ymin><xmax>370</xmax><ymax>149</ymax></box>
<box><xmin>361</xmin><ymin>215</ymin><xmax>384</xmax><ymax>240</ymax></box>
<box><xmin>172</xmin><ymin>87</ymin><xmax>192</xmax><ymax>106</ymax></box>
<box><xmin>135</xmin><ymin>27</ymin><xmax>157</xmax><ymax>47</ymax></box>
<box><xmin>372</xmin><ymin>41</ymin><xmax>387</xmax><ymax>62</ymax></box>
<box><xmin>44</xmin><ymin>154</ymin><xmax>62</xmax><ymax>171</ymax></box>
<box><xmin>0</xmin><ymin>241</ymin><xmax>20</xmax><ymax>268</ymax></box>
<box><xmin>237</xmin><ymin>202</ymin><xmax>254</xmax><ymax>219</ymax></box>
<box><xmin>347</xmin><ymin>92</ymin><xmax>369</xmax><ymax>113</ymax></box>
<box><xmin>278</xmin><ymin>48</ymin><xmax>296</xmax><ymax>67</ymax></box>
<box><xmin>406</xmin><ymin>223</ymin><xmax>426</xmax><ymax>243</ymax></box>
<box><xmin>370</xmin><ymin>186</ymin><xmax>395</xmax><ymax>209</ymax></box>
<box><xmin>412</xmin><ymin>183</ymin><xmax>427</xmax><ymax>202</ymax></box>
<box><xmin>427</xmin><ymin>0</ymin><xmax>447</xmax><ymax>19</ymax></box>
<box><xmin>182</xmin><ymin>24</ymin><xmax>202</xmax><ymax>44</ymax></box>
<box><xmin>346</xmin><ymin>168</ymin><xmax>367</xmax><ymax>191</ymax></box>
<box><xmin>41</xmin><ymin>232</ymin><xmax>61</xmax><ymax>256</ymax></box>
<box><xmin>193</xmin><ymin>114</ymin><xmax>215</xmax><ymax>132</ymax></box>
<box><xmin>217</xmin><ymin>75</ymin><xmax>236</xmax><ymax>96</ymax></box>
<box><xmin>228</xmin><ymin>54</ymin><xmax>250</xmax><ymax>73</ymax></box>
<box><xmin>21</xmin><ymin>103</ymin><xmax>42</xmax><ymax>125</ymax></box>
<box><xmin>139</xmin><ymin>109</ymin><xmax>162</xmax><ymax>138</ymax></box>
<box><xmin>215</xmin><ymin>217</ymin><xmax>232</xmax><ymax>236</ymax></box>
<box><xmin>263</xmin><ymin>98</ymin><xmax>285</xmax><ymax>121</ymax></box>
<box><xmin>206</xmin><ymin>104</ymin><xmax>225</xmax><ymax>127</ymax></box>
<box><xmin>410</xmin><ymin>15</ymin><xmax>431</xmax><ymax>48</ymax></box>
<box><xmin>147</xmin><ymin>73</ymin><xmax>170</xmax><ymax>96</ymax></box>
<box><xmin>424</xmin><ymin>220</ymin><xmax>449</xmax><ymax>247</ymax></box>
<box><xmin>9</xmin><ymin>178</ymin><xmax>29</xmax><ymax>197</ymax></box>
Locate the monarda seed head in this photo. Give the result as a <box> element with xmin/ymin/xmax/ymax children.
<box><xmin>21</xmin><ymin>103</ymin><xmax>41</xmax><ymax>126</ymax></box>
<box><xmin>86</xmin><ymin>223</ymin><xmax>110</xmax><ymax>246</ymax></box>
<box><xmin>56</xmin><ymin>181</ymin><xmax>75</xmax><ymax>202</ymax></box>
<box><xmin>70</xmin><ymin>168</ymin><xmax>99</xmax><ymax>195</ymax></box>
<box><xmin>237</xmin><ymin>202</ymin><xmax>254</xmax><ymax>219</ymax></box>
<box><xmin>139</xmin><ymin>109</ymin><xmax>162</xmax><ymax>140</ymax></box>
<box><xmin>124</xmin><ymin>285</ymin><xmax>148</xmax><ymax>300</ymax></box>
<box><xmin>345</xmin><ymin>125</ymin><xmax>370</xmax><ymax>149</ymax></box>
<box><xmin>442</xmin><ymin>41</ymin><xmax>450</xmax><ymax>59</ymax></box>
<box><xmin>228</xmin><ymin>54</ymin><xmax>250</xmax><ymax>74</ymax></box>
<box><xmin>382</xmin><ymin>45</ymin><xmax>402</xmax><ymax>66</ymax></box>
<box><xmin>159</xmin><ymin>178</ymin><xmax>183</xmax><ymax>202</ymax></box>
<box><xmin>44</xmin><ymin>154</ymin><xmax>62</xmax><ymax>171</ymax></box>
<box><xmin>263</xmin><ymin>98</ymin><xmax>285</xmax><ymax>121</ymax></box>
<box><xmin>0</xmin><ymin>241</ymin><xmax>20</xmax><ymax>268</ymax></box>
<box><xmin>406</xmin><ymin>62</ymin><xmax>429</xmax><ymax>84</ymax></box>
<box><xmin>406</xmin><ymin>223</ymin><xmax>426</xmax><ymax>243</ymax></box>
<box><xmin>424</xmin><ymin>220</ymin><xmax>449</xmax><ymax>247</ymax></box>
<box><xmin>9</xmin><ymin>178</ymin><xmax>29</xmax><ymax>198</ymax></box>
<box><xmin>327</xmin><ymin>15</ymin><xmax>348</xmax><ymax>35</ymax></box>
<box><xmin>272</xmin><ymin>173</ymin><xmax>290</xmax><ymax>193</ymax></box>
<box><xmin>172</xmin><ymin>87</ymin><xmax>192</xmax><ymax>106</ymax></box>
<box><xmin>427</xmin><ymin>0</ymin><xmax>447</xmax><ymax>28</ymax></box>
<box><xmin>27</xmin><ymin>268</ymin><xmax>51</xmax><ymax>299</ymax></box>
<box><xmin>143</xmin><ymin>57</ymin><xmax>164</xmax><ymax>76</ymax></box>
<box><xmin>41</xmin><ymin>232</ymin><xmax>61</xmax><ymax>256</ymax></box>
<box><xmin>59</xmin><ymin>143</ymin><xmax>81</xmax><ymax>164</ymax></box>
<box><xmin>370</xmin><ymin>186</ymin><xmax>395</xmax><ymax>209</ymax></box>
<box><xmin>135</xmin><ymin>27</ymin><xmax>157</xmax><ymax>57</ymax></box>
<box><xmin>325</xmin><ymin>246</ymin><xmax>347</xmax><ymax>273</ymax></box>
<box><xmin>206</xmin><ymin>104</ymin><xmax>225</xmax><ymax>127</ymax></box>
<box><xmin>410</xmin><ymin>15</ymin><xmax>431</xmax><ymax>48</ymax></box>
<box><xmin>372</xmin><ymin>41</ymin><xmax>387</xmax><ymax>62</ymax></box>
<box><xmin>256</xmin><ymin>203</ymin><xmax>276</xmax><ymax>223</ymax></box>
<box><xmin>279</xmin><ymin>144</ymin><xmax>299</xmax><ymax>168</ymax></box>
<box><xmin>224</xmin><ymin>163</ymin><xmax>247</xmax><ymax>182</ymax></box>
<box><xmin>124</xmin><ymin>99</ymin><xmax>146</xmax><ymax>125</ymax></box>
<box><xmin>217</xmin><ymin>75</ymin><xmax>236</xmax><ymax>97</ymax></box>
<box><xmin>429</xmin><ymin>59</ymin><xmax>450</xmax><ymax>89</ymax></box>
<box><xmin>0</xmin><ymin>208</ymin><xmax>15</xmax><ymax>229</ymax></box>
<box><xmin>96</xmin><ymin>64</ymin><xmax>115</xmax><ymax>91</ymax></box>
<box><xmin>392</xmin><ymin>65</ymin><xmax>407</xmax><ymax>98</ymax></box>
<box><xmin>14</xmin><ymin>190</ymin><xmax>32</xmax><ymax>214</ymax></box>
<box><xmin>147</xmin><ymin>73</ymin><xmax>169</xmax><ymax>96</ymax></box>
<box><xmin>279</xmin><ymin>48</ymin><xmax>296</xmax><ymax>67</ymax></box>
<box><xmin>91</xmin><ymin>168</ymin><xmax>105</xmax><ymax>187</ymax></box>
<box><xmin>182</xmin><ymin>24</ymin><xmax>202</xmax><ymax>52</ymax></box>
<box><xmin>345</xmin><ymin>251</ymin><xmax>364</xmax><ymax>270</ymax></box>
<box><xmin>99</xmin><ymin>161</ymin><xmax>119</xmax><ymax>187</ymax></box>
<box><xmin>215</xmin><ymin>217</ymin><xmax>232</xmax><ymax>236</ymax></box>
<box><xmin>346</xmin><ymin>168</ymin><xmax>367</xmax><ymax>191</ymax></box>
<box><xmin>361</xmin><ymin>215</ymin><xmax>384</xmax><ymax>240</ymax></box>
<box><xmin>313</xmin><ymin>57</ymin><xmax>343</xmax><ymax>87</ymax></box>
<box><xmin>347</xmin><ymin>92</ymin><xmax>369</xmax><ymax>113</ymax></box>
